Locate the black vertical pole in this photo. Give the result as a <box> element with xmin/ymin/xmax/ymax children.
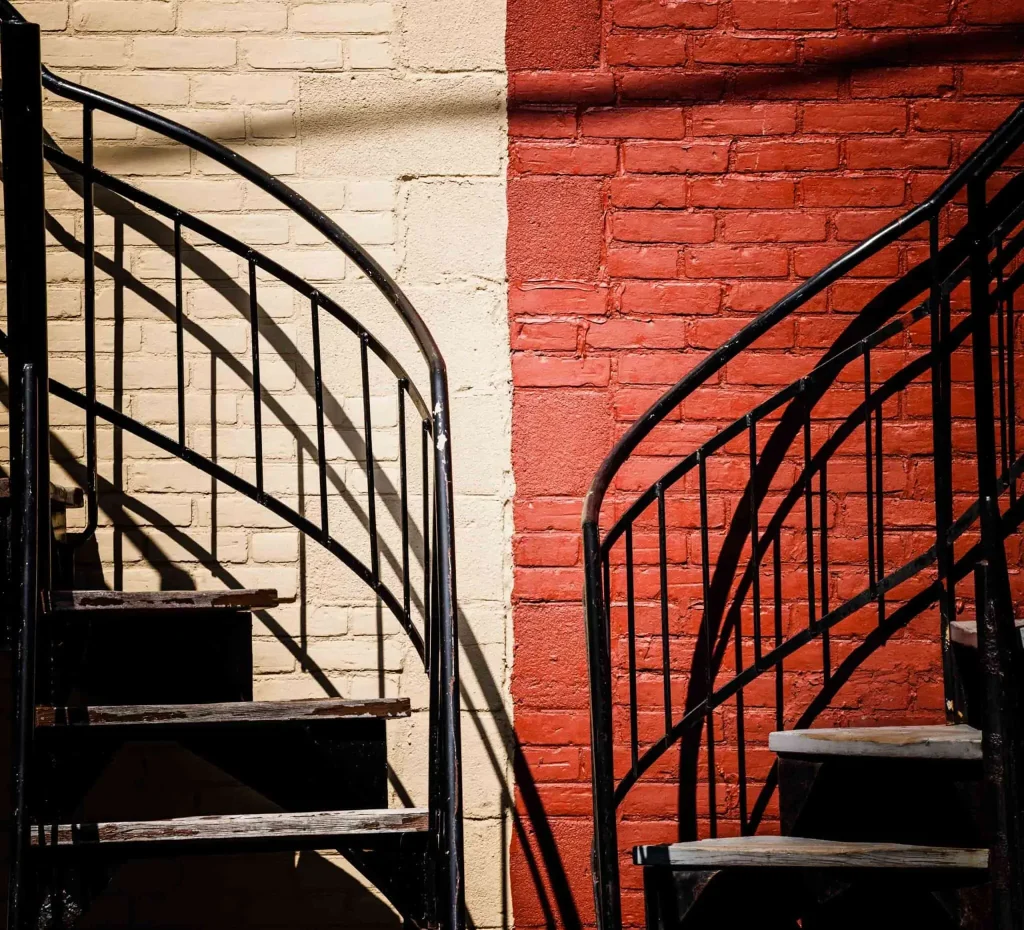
<box><xmin>2</xmin><ymin>20</ymin><xmax>49</xmax><ymax>930</ymax></box>
<box><xmin>583</xmin><ymin>516</ymin><xmax>621</xmax><ymax>930</ymax></box>
<box><xmin>928</xmin><ymin>215</ymin><xmax>961</xmax><ymax>722</ymax></box>
<box><xmin>2</xmin><ymin>17</ymin><xmax>50</xmax><ymax>581</ymax></box>
<box><xmin>975</xmin><ymin>560</ymin><xmax>1022</xmax><ymax>930</ymax></box>
<box><xmin>8</xmin><ymin>367</ymin><xmax>40</xmax><ymax>930</ymax></box>
<box><xmin>430</xmin><ymin>367</ymin><xmax>464</xmax><ymax>930</ymax></box>
<box><xmin>967</xmin><ymin>177</ymin><xmax>1023</xmax><ymax>930</ymax></box>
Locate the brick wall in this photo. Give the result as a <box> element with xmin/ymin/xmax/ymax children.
<box><xmin>506</xmin><ymin>1</ymin><xmax>1024</xmax><ymax>927</ymax></box>
<box><xmin>1</xmin><ymin>0</ymin><xmax>512</xmax><ymax>926</ymax></box>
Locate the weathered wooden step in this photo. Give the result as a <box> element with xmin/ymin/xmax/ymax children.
<box><xmin>0</xmin><ymin>476</ymin><xmax>83</xmax><ymax>508</ymax></box>
<box><xmin>36</xmin><ymin>697</ymin><xmax>410</xmax><ymax>728</ymax></box>
<box><xmin>950</xmin><ymin>618</ymin><xmax>1024</xmax><ymax>649</ymax></box>
<box><xmin>769</xmin><ymin>725</ymin><xmax>982</xmax><ymax>762</ymax></box>
<box><xmin>32</xmin><ymin>808</ymin><xmax>428</xmax><ymax>850</ymax></box>
<box><xmin>635</xmin><ymin>836</ymin><xmax>988</xmax><ymax>871</ymax></box>
<box><xmin>49</xmin><ymin>588</ymin><xmax>279</xmax><ymax>612</ymax></box>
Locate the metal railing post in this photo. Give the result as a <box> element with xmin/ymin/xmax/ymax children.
<box><xmin>430</xmin><ymin>368</ymin><xmax>464</xmax><ymax>930</ymax></box>
<box><xmin>1</xmin><ymin>19</ymin><xmax>50</xmax><ymax>930</ymax></box>
<box><xmin>8</xmin><ymin>366</ymin><xmax>41</xmax><ymax>930</ymax></box>
<box><xmin>2</xmin><ymin>17</ymin><xmax>51</xmax><ymax>582</ymax></box>
<box><xmin>583</xmin><ymin>519</ymin><xmax>621</xmax><ymax>930</ymax></box>
<box><xmin>967</xmin><ymin>176</ymin><xmax>1024</xmax><ymax>930</ymax></box>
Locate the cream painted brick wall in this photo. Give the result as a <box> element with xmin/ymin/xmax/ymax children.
<box><xmin>2</xmin><ymin>0</ymin><xmax>511</xmax><ymax>925</ymax></box>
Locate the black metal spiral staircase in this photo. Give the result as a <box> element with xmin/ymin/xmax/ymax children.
<box><xmin>0</xmin><ymin>8</ymin><xmax>463</xmax><ymax>930</ymax></box>
<box><xmin>583</xmin><ymin>104</ymin><xmax>1024</xmax><ymax>928</ymax></box>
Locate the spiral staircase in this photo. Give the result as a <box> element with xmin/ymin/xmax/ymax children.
<box><xmin>0</xmin><ymin>7</ymin><xmax>464</xmax><ymax>929</ymax></box>
<box><xmin>582</xmin><ymin>101</ymin><xmax>1024</xmax><ymax>929</ymax></box>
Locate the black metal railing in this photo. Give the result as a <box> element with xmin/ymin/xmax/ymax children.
<box><xmin>583</xmin><ymin>105</ymin><xmax>1024</xmax><ymax>930</ymax></box>
<box><xmin>0</xmin><ymin>9</ymin><xmax>464</xmax><ymax>930</ymax></box>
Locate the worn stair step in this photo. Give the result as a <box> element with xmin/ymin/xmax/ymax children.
<box><xmin>950</xmin><ymin>618</ymin><xmax>1024</xmax><ymax>649</ymax></box>
<box><xmin>769</xmin><ymin>725</ymin><xmax>982</xmax><ymax>762</ymax></box>
<box><xmin>32</xmin><ymin>808</ymin><xmax>428</xmax><ymax>849</ymax></box>
<box><xmin>635</xmin><ymin>836</ymin><xmax>988</xmax><ymax>871</ymax></box>
<box><xmin>0</xmin><ymin>476</ymin><xmax>83</xmax><ymax>508</ymax></box>
<box><xmin>50</xmin><ymin>588</ymin><xmax>279</xmax><ymax>612</ymax></box>
<box><xmin>36</xmin><ymin>697</ymin><xmax>410</xmax><ymax>728</ymax></box>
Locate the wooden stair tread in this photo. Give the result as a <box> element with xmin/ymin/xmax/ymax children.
<box><xmin>950</xmin><ymin>618</ymin><xmax>1024</xmax><ymax>649</ymax></box>
<box><xmin>36</xmin><ymin>697</ymin><xmax>411</xmax><ymax>727</ymax></box>
<box><xmin>0</xmin><ymin>476</ymin><xmax>83</xmax><ymax>507</ymax></box>
<box><xmin>634</xmin><ymin>837</ymin><xmax>989</xmax><ymax>871</ymax></box>
<box><xmin>31</xmin><ymin>808</ymin><xmax>428</xmax><ymax>848</ymax></box>
<box><xmin>768</xmin><ymin>725</ymin><xmax>981</xmax><ymax>761</ymax></box>
<box><xmin>50</xmin><ymin>588</ymin><xmax>279</xmax><ymax>612</ymax></box>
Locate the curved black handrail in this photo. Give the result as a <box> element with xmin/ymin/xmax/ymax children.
<box><xmin>582</xmin><ymin>101</ymin><xmax>1024</xmax><ymax>930</ymax></box>
<box><xmin>0</xmin><ymin>9</ymin><xmax>463</xmax><ymax>930</ymax></box>
<box><xmin>582</xmin><ymin>102</ymin><xmax>1024</xmax><ymax>529</ymax></box>
<box><xmin>0</xmin><ymin>0</ymin><xmax>443</xmax><ymax>373</ymax></box>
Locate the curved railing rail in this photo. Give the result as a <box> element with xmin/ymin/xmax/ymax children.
<box><xmin>583</xmin><ymin>103</ymin><xmax>1024</xmax><ymax>930</ymax></box>
<box><xmin>0</xmin><ymin>9</ymin><xmax>463</xmax><ymax>930</ymax></box>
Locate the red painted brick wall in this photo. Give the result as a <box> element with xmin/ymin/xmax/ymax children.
<box><xmin>506</xmin><ymin>2</ymin><xmax>1024</xmax><ymax>928</ymax></box>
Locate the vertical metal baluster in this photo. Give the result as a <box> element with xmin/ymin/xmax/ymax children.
<box><xmin>996</xmin><ymin>238</ymin><xmax>1010</xmax><ymax>480</ymax></box>
<box><xmin>820</xmin><ymin>460</ymin><xmax>830</xmax><ymax>682</ymax></box>
<box><xmin>863</xmin><ymin>344</ymin><xmax>876</xmax><ymax>595</ymax></box>
<box><xmin>773</xmin><ymin>536</ymin><xmax>784</xmax><ymax>733</ymax></box>
<box><xmin>399</xmin><ymin>380</ymin><xmax>410</xmax><ymax>620</ymax></box>
<box><xmin>422</xmin><ymin>421</ymin><xmax>431</xmax><ymax>669</ymax></box>
<box><xmin>930</xmin><ymin>210</ymin><xmax>960</xmax><ymax>721</ymax></box>
<box><xmin>802</xmin><ymin>385</ymin><xmax>817</xmax><ymax>629</ymax></box>
<box><xmin>698</xmin><ymin>454</ymin><xmax>717</xmax><ymax>838</ymax></box>
<box><xmin>748</xmin><ymin>416</ymin><xmax>762</xmax><ymax>667</ymax></box>
<box><xmin>360</xmin><ymin>336</ymin><xmax>379</xmax><ymax>583</ymax></box>
<box><xmin>736</xmin><ymin>689</ymin><xmax>748</xmax><ymax>835</ymax></box>
<box><xmin>657</xmin><ymin>483</ymin><xmax>672</xmax><ymax>734</ymax></box>
<box><xmin>248</xmin><ymin>258</ymin><xmax>263</xmax><ymax>497</ymax></box>
<box><xmin>706</xmin><ymin>709</ymin><xmax>718</xmax><ymax>840</ymax></box>
<box><xmin>603</xmin><ymin>552</ymin><xmax>612</xmax><ymax>652</ymax></box>
<box><xmin>174</xmin><ymin>217</ymin><xmax>185</xmax><ymax>448</ymax></box>
<box><xmin>1008</xmin><ymin>286</ymin><xmax>1017</xmax><ymax>505</ymax></box>
<box><xmin>626</xmin><ymin>524</ymin><xmax>639</xmax><ymax>773</ymax></box>
<box><xmin>875</xmin><ymin>402</ymin><xmax>885</xmax><ymax>625</ymax></box>
<box><xmin>734</xmin><ymin>613</ymin><xmax>748</xmax><ymax>835</ymax></box>
<box><xmin>736</xmin><ymin>429</ymin><xmax>750</xmax><ymax>833</ymax></box>
<box><xmin>82</xmin><ymin>105</ymin><xmax>98</xmax><ymax>538</ymax></box>
<box><xmin>940</xmin><ymin>288</ymin><xmax>955</xmax><ymax>629</ymax></box>
<box><xmin>310</xmin><ymin>295</ymin><xmax>328</xmax><ymax>535</ymax></box>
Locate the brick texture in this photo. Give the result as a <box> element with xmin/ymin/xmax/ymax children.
<box><xmin>3</xmin><ymin>0</ymin><xmax>510</xmax><ymax>927</ymax></box>
<box><xmin>506</xmin><ymin>1</ymin><xmax>1024</xmax><ymax>928</ymax></box>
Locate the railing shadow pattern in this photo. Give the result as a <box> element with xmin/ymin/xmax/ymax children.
<box><xmin>0</xmin><ymin>118</ymin><xmax>544</xmax><ymax>930</ymax></box>
<box><xmin>0</xmin><ymin>7</ymin><xmax>464</xmax><ymax>929</ymax></box>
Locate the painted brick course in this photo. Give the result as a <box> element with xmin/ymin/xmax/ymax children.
<box><xmin>2</xmin><ymin>0</ymin><xmax>511</xmax><ymax>926</ymax></box>
<box><xmin>506</xmin><ymin>1</ymin><xmax>1024</xmax><ymax>927</ymax></box>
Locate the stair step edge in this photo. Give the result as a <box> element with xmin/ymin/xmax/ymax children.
<box><xmin>37</xmin><ymin>697</ymin><xmax>411</xmax><ymax>727</ymax></box>
<box><xmin>32</xmin><ymin>808</ymin><xmax>429</xmax><ymax>848</ymax></box>
<box><xmin>768</xmin><ymin>725</ymin><xmax>982</xmax><ymax>761</ymax></box>
<box><xmin>635</xmin><ymin>837</ymin><xmax>989</xmax><ymax>870</ymax></box>
<box><xmin>0</xmin><ymin>477</ymin><xmax>83</xmax><ymax>508</ymax></box>
<box><xmin>49</xmin><ymin>588</ymin><xmax>279</xmax><ymax>612</ymax></box>
<box><xmin>949</xmin><ymin>618</ymin><xmax>1024</xmax><ymax>649</ymax></box>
